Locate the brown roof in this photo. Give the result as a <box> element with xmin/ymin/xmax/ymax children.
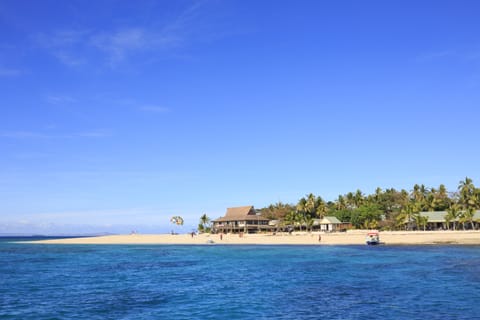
<box><xmin>214</xmin><ymin>206</ymin><xmax>269</xmax><ymax>222</ymax></box>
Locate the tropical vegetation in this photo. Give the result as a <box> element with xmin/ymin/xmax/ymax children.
<box><xmin>259</xmin><ymin>177</ymin><xmax>480</xmax><ymax>231</ymax></box>
<box><xmin>197</xmin><ymin>213</ymin><xmax>212</xmax><ymax>233</ymax></box>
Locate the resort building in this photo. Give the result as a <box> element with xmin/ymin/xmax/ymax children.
<box><xmin>268</xmin><ymin>216</ymin><xmax>351</xmax><ymax>232</ymax></box>
<box><xmin>406</xmin><ymin>210</ymin><xmax>480</xmax><ymax>230</ymax></box>
<box><xmin>315</xmin><ymin>216</ymin><xmax>351</xmax><ymax>232</ymax></box>
<box><xmin>212</xmin><ymin>206</ymin><xmax>271</xmax><ymax>234</ymax></box>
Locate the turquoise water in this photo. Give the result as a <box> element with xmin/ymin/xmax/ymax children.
<box><xmin>1</xmin><ymin>238</ymin><xmax>480</xmax><ymax>319</ymax></box>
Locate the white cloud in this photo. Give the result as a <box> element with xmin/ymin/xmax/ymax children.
<box><xmin>140</xmin><ymin>105</ymin><xmax>170</xmax><ymax>113</ymax></box>
<box><xmin>46</xmin><ymin>94</ymin><xmax>77</xmax><ymax>104</ymax></box>
<box><xmin>0</xmin><ymin>131</ymin><xmax>50</xmax><ymax>139</ymax></box>
<box><xmin>32</xmin><ymin>1</ymin><xmax>215</xmax><ymax>68</ymax></box>
<box><xmin>54</xmin><ymin>51</ymin><xmax>86</xmax><ymax>66</ymax></box>
<box><xmin>0</xmin><ymin>67</ymin><xmax>22</xmax><ymax>76</ymax></box>
<box><xmin>0</xmin><ymin>129</ymin><xmax>112</xmax><ymax>139</ymax></box>
<box><xmin>416</xmin><ymin>48</ymin><xmax>480</xmax><ymax>63</ymax></box>
<box><xmin>76</xmin><ymin>130</ymin><xmax>112</xmax><ymax>138</ymax></box>
<box><xmin>91</xmin><ymin>28</ymin><xmax>148</xmax><ymax>64</ymax></box>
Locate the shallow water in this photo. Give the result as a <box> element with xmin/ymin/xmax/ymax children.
<box><xmin>1</xmin><ymin>238</ymin><xmax>480</xmax><ymax>319</ymax></box>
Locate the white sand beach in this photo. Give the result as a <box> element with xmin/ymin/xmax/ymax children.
<box><xmin>28</xmin><ymin>230</ymin><xmax>480</xmax><ymax>245</ymax></box>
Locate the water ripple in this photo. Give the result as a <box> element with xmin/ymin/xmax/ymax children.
<box><xmin>1</xmin><ymin>242</ymin><xmax>480</xmax><ymax>319</ymax></box>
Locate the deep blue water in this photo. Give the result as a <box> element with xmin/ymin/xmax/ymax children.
<box><xmin>1</xmin><ymin>238</ymin><xmax>480</xmax><ymax>319</ymax></box>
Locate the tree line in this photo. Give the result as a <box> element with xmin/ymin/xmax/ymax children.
<box><xmin>258</xmin><ymin>177</ymin><xmax>480</xmax><ymax>231</ymax></box>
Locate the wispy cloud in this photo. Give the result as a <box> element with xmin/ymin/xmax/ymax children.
<box><xmin>76</xmin><ymin>129</ymin><xmax>112</xmax><ymax>138</ymax></box>
<box><xmin>0</xmin><ymin>129</ymin><xmax>112</xmax><ymax>139</ymax></box>
<box><xmin>90</xmin><ymin>28</ymin><xmax>149</xmax><ymax>65</ymax></box>
<box><xmin>0</xmin><ymin>131</ymin><xmax>50</xmax><ymax>139</ymax></box>
<box><xmin>46</xmin><ymin>94</ymin><xmax>77</xmax><ymax>105</ymax></box>
<box><xmin>0</xmin><ymin>67</ymin><xmax>22</xmax><ymax>76</ymax></box>
<box><xmin>54</xmin><ymin>51</ymin><xmax>86</xmax><ymax>66</ymax></box>
<box><xmin>416</xmin><ymin>50</ymin><xmax>455</xmax><ymax>62</ymax></box>
<box><xmin>34</xmin><ymin>29</ymin><xmax>90</xmax><ymax>67</ymax></box>
<box><xmin>12</xmin><ymin>152</ymin><xmax>52</xmax><ymax>160</ymax></box>
<box><xmin>416</xmin><ymin>48</ymin><xmax>480</xmax><ymax>63</ymax></box>
<box><xmin>140</xmin><ymin>105</ymin><xmax>170</xmax><ymax>113</ymax></box>
<box><xmin>32</xmin><ymin>1</ymin><xmax>218</xmax><ymax>68</ymax></box>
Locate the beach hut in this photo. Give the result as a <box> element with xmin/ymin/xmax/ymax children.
<box><xmin>212</xmin><ymin>206</ymin><xmax>272</xmax><ymax>234</ymax></box>
<box><xmin>319</xmin><ymin>216</ymin><xmax>350</xmax><ymax>232</ymax></box>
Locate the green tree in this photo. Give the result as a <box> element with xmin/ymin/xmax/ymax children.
<box><xmin>412</xmin><ymin>184</ymin><xmax>428</xmax><ymax>211</ymax></box>
<box><xmin>283</xmin><ymin>211</ymin><xmax>297</xmax><ymax>231</ymax></box>
<box><xmin>435</xmin><ymin>184</ymin><xmax>451</xmax><ymax>210</ymax></box>
<box><xmin>315</xmin><ymin>196</ymin><xmax>328</xmax><ymax>218</ymax></box>
<box><xmin>335</xmin><ymin>195</ymin><xmax>347</xmax><ymax>211</ymax></box>
<box><xmin>445</xmin><ymin>203</ymin><xmax>460</xmax><ymax>230</ymax></box>
<box><xmin>331</xmin><ymin>209</ymin><xmax>352</xmax><ymax>224</ymax></box>
<box><xmin>461</xmin><ymin>207</ymin><xmax>477</xmax><ymax>230</ymax></box>
<box><xmin>304</xmin><ymin>214</ymin><xmax>315</xmax><ymax>232</ymax></box>
<box><xmin>458</xmin><ymin>177</ymin><xmax>478</xmax><ymax>230</ymax></box>
<box><xmin>459</xmin><ymin>177</ymin><xmax>475</xmax><ymax>205</ymax></box>
<box><xmin>260</xmin><ymin>202</ymin><xmax>295</xmax><ymax>220</ymax></box>
<box><xmin>198</xmin><ymin>214</ymin><xmax>211</xmax><ymax>233</ymax></box>
<box><xmin>396</xmin><ymin>203</ymin><xmax>419</xmax><ymax>230</ymax></box>
<box><xmin>354</xmin><ymin>189</ymin><xmax>365</xmax><ymax>208</ymax></box>
<box><xmin>414</xmin><ymin>214</ymin><xmax>429</xmax><ymax>231</ymax></box>
<box><xmin>350</xmin><ymin>204</ymin><xmax>382</xmax><ymax>229</ymax></box>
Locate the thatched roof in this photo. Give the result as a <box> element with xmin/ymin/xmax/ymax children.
<box><xmin>213</xmin><ymin>206</ymin><xmax>269</xmax><ymax>222</ymax></box>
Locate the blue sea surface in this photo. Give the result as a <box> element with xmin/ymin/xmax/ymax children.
<box><xmin>1</xmin><ymin>238</ymin><xmax>480</xmax><ymax>319</ymax></box>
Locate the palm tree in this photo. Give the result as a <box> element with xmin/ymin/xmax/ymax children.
<box><xmin>315</xmin><ymin>196</ymin><xmax>328</xmax><ymax>219</ymax></box>
<box><xmin>336</xmin><ymin>195</ymin><xmax>347</xmax><ymax>211</ymax></box>
<box><xmin>458</xmin><ymin>177</ymin><xmax>478</xmax><ymax>230</ymax></box>
<box><xmin>397</xmin><ymin>203</ymin><xmax>419</xmax><ymax>230</ymax></box>
<box><xmin>374</xmin><ymin>187</ymin><xmax>383</xmax><ymax>202</ymax></box>
<box><xmin>458</xmin><ymin>211</ymin><xmax>468</xmax><ymax>230</ymax></box>
<box><xmin>283</xmin><ymin>211</ymin><xmax>297</xmax><ymax>232</ymax></box>
<box><xmin>435</xmin><ymin>184</ymin><xmax>450</xmax><ymax>210</ymax></box>
<box><xmin>414</xmin><ymin>214</ymin><xmax>429</xmax><ymax>231</ymax></box>
<box><xmin>411</xmin><ymin>184</ymin><xmax>429</xmax><ymax>211</ymax></box>
<box><xmin>199</xmin><ymin>213</ymin><xmax>211</xmax><ymax>233</ymax></box>
<box><xmin>304</xmin><ymin>214</ymin><xmax>315</xmax><ymax>232</ymax></box>
<box><xmin>296</xmin><ymin>197</ymin><xmax>307</xmax><ymax>215</ymax></box>
<box><xmin>462</xmin><ymin>207</ymin><xmax>476</xmax><ymax>230</ymax></box>
<box><xmin>459</xmin><ymin>177</ymin><xmax>475</xmax><ymax>206</ymax></box>
<box><xmin>425</xmin><ymin>193</ymin><xmax>437</xmax><ymax>212</ymax></box>
<box><xmin>346</xmin><ymin>192</ymin><xmax>355</xmax><ymax>209</ymax></box>
<box><xmin>305</xmin><ymin>193</ymin><xmax>317</xmax><ymax>216</ymax></box>
<box><xmin>445</xmin><ymin>203</ymin><xmax>460</xmax><ymax>230</ymax></box>
<box><xmin>294</xmin><ymin>212</ymin><xmax>304</xmax><ymax>231</ymax></box>
<box><xmin>354</xmin><ymin>189</ymin><xmax>365</xmax><ymax>208</ymax></box>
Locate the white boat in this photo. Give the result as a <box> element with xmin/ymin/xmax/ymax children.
<box><xmin>366</xmin><ymin>231</ymin><xmax>380</xmax><ymax>245</ymax></box>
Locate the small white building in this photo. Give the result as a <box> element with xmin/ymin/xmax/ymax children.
<box><xmin>313</xmin><ymin>216</ymin><xmax>351</xmax><ymax>232</ymax></box>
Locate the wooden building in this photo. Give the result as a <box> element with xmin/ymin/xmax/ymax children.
<box><xmin>212</xmin><ymin>206</ymin><xmax>271</xmax><ymax>234</ymax></box>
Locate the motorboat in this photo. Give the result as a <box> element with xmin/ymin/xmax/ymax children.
<box><xmin>366</xmin><ymin>231</ymin><xmax>380</xmax><ymax>245</ymax></box>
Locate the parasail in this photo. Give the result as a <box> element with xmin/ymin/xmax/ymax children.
<box><xmin>170</xmin><ymin>216</ymin><xmax>184</xmax><ymax>226</ymax></box>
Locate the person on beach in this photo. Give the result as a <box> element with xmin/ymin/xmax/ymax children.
<box><xmin>220</xmin><ymin>233</ymin><xmax>223</xmax><ymax>240</ymax></box>
<box><xmin>318</xmin><ymin>234</ymin><xmax>321</xmax><ymax>242</ymax></box>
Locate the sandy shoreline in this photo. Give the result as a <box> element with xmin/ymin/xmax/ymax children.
<box><xmin>24</xmin><ymin>230</ymin><xmax>480</xmax><ymax>245</ymax></box>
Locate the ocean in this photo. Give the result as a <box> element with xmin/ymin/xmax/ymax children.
<box><xmin>1</xmin><ymin>238</ymin><xmax>480</xmax><ymax>319</ymax></box>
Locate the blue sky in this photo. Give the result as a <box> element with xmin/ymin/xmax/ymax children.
<box><xmin>1</xmin><ymin>0</ymin><xmax>479</xmax><ymax>234</ymax></box>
